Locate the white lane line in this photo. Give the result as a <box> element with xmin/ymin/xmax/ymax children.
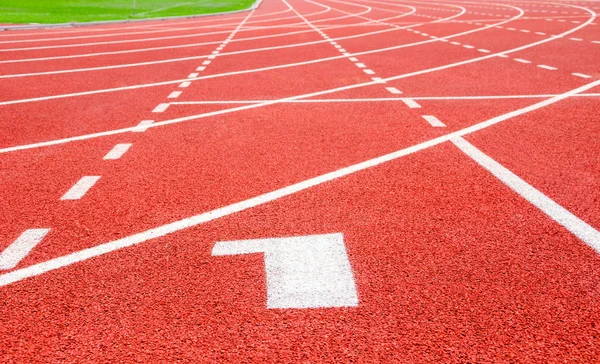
<box><xmin>133</xmin><ymin>119</ymin><xmax>154</xmax><ymax>132</ymax></box>
<box><xmin>202</xmin><ymin>60</ymin><xmax>211</xmax><ymax>65</ymax></box>
<box><xmin>422</xmin><ymin>115</ymin><xmax>446</xmax><ymax>127</ymax></box>
<box><xmin>478</xmin><ymin>48</ymin><xmax>491</xmax><ymax>53</ymax></box>
<box><xmin>168</xmin><ymin>91</ymin><xmax>182</xmax><ymax>99</ymax></box>
<box><xmin>60</xmin><ymin>176</ymin><xmax>101</xmax><ymax>200</ymax></box>
<box><xmin>0</xmin><ymin>229</ymin><xmax>50</xmax><ymax>270</ymax></box>
<box><xmin>402</xmin><ymin>98</ymin><xmax>421</xmax><ymax>108</ymax></box>
<box><xmin>450</xmin><ymin>41</ymin><xmax>461</xmax><ymax>45</ymax></box>
<box><xmin>152</xmin><ymin>103</ymin><xmax>169</xmax><ymax>113</ymax></box>
<box><xmin>103</xmin><ymin>143</ymin><xmax>132</xmax><ymax>160</ymax></box>
<box><xmin>179</xmin><ymin>81</ymin><xmax>191</xmax><ymax>88</ymax></box>
<box><xmin>538</xmin><ymin>64</ymin><xmax>557</xmax><ymax>70</ymax></box>
<box><xmin>4</xmin><ymin>80</ymin><xmax>597</xmax><ymax>287</ymax></box>
<box><xmin>535</xmin><ymin>32</ymin><xmax>546</xmax><ymax>35</ymax></box>
<box><xmin>196</xmin><ymin>66</ymin><xmax>206</xmax><ymax>71</ymax></box>
<box><xmin>514</xmin><ymin>58</ymin><xmax>532</xmax><ymax>63</ymax></box>
<box><xmin>497</xmin><ymin>54</ymin><xmax>509</xmax><ymax>58</ymax></box>
<box><xmin>463</xmin><ymin>45</ymin><xmax>475</xmax><ymax>49</ymax></box>
<box><xmin>208</xmin><ymin>55</ymin><xmax>216</xmax><ymax>59</ymax></box>
<box><xmin>592</xmin><ymin>41</ymin><xmax>600</xmax><ymax>44</ymax></box>
<box><xmin>385</xmin><ymin>87</ymin><xmax>402</xmax><ymax>94</ymax></box>
<box><xmin>371</xmin><ymin>77</ymin><xmax>385</xmax><ymax>83</ymax></box>
<box><xmin>355</xmin><ymin>62</ymin><xmax>366</xmax><ymax>68</ymax></box>
<box><xmin>211</xmin><ymin>51</ymin><xmax>219</xmax><ymax>55</ymax></box>
<box><xmin>569</xmin><ymin>37</ymin><xmax>583</xmax><ymax>41</ymax></box>
<box><xmin>348</xmin><ymin>57</ymin><xmax>358</xmax><ymax>61</ymax></box>
<box><xmin>520</xmin><ymin>29</ymin><xmax>530</xmax><ymax>32</ymax></box>
<box><xmin>338</xmin><ymin>49</ymin><xmax>347</xmax><ymax>53</ymax></box>
<box><xmin>572</xmin><ymin>72</ymin><xmax>592</xmax><ymax>78</ymax></box>
<box><xmin>188</xmin><ymin>72</ymin><xmax>199</xmax><ymax>78</ymax></box>
<box><xmin>363</xmin><ymin>69</ymin><xmax>375</xmax><ymax>74</ymax></box>
<box><xmin>451</xmin><ymin>136</ymin><xmax>600</xmax><ymax>254</ymax></box>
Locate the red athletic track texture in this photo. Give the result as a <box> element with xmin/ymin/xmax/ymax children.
<box><xmin>0</xmin><ymin>0</ymin><xmax>599</xmax><ymax>362</ymax></box>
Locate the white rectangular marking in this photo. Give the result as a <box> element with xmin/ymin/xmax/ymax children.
<box><xmin>348</xmin><ymin>57</ymin><xmax>358</xmax><ymax>62</ymax></box>
<box><xmin>520</xmin><ymin>29</ymin><xmax>530</xmax><ymax>33</ymax></box>
<box><xmin>450</xmin><ymin>41</ymin><xmax>461</xmax><ymax>45</ymax></box>
<box><xmin>592</xmin><ymin>41</ymin><xmax>600</xmax><ymax>44</ymax></box>
<box><xmin>463</xmin><ymin>45</ymin><xmax>475</xmax><ymax>49</ymax></box>
<box><xmin>514</xmin><ymin>58</ymin><xmax>532</xmax><ymax>64</ymax></box>
<box><xmin>0</xmin><ymin>229</ymin><xmax>50</xmax><ymax>270</ymax></box>
<box><xmin>422</xmin><ymin>115</ymin><xmax>446</xmax><ymax>127</ymax></box>
<box><xmin>61</xmin><ymin>176</ymin><xmax>100</xmax><ymax>200</ymax></box>
<box><xmin>371</xmin><ymin>77</ymin><xmax>385</xmax><ymax>83</ymax></box>
<box><xmin>133</xmin><ymin>120</ymin><xmax>154</xmax><ymax>132</ymax></box>
<box><xmin>385</xmin><ymin>87</ymin><xmax>402</xmax><ymax>94</ymax></box>
<box><xmin>103</xmin><ymin>143</ymin><xmax>132</xmax><ymax>160</ymax></box>
<box><xmin>213</xmin><ymin>233</ymin><xmax>358</xmax><ymax>309</ymax></box>
<box><xmin>334</xmin><ymin>45</ymin><xmax>342</xmax><ymax>49</ymax></box>
<box><xmin>168</xmin><ymin>91</ymin><xmax>182</xmax><ymax>99</ymax></box>
<box><xmin>188</xmin><ymin>73</ymin><xmax>199</xmax><ymax>78</ymax></box>
<box><xmin>355</xmin><ymin>63</ymin><xmax>366</xmax><ymax>68</ymax></box>
<box><xmin>208</xmin><ymin>55</ymin><xmax>216</xmax><ymax>59</ymax></box>
<box><xmin>343</xmin><ymin>52</ymin><xmax>351</xmax><ymax>56</ymax></box>
<box><xmin>452</xmin><ymin>137</ymin><xmax>600</xmax><ymax>254</ymax></box>
<box><xmin>179</xmin><ymin>81</ymin><xmax>191</xmax><ymax>88</ymax></box>
<box><xmin>478</xmin><ymin>49</ymin><xmax>491</xmax><ymax>53</ymax></box>
<box><xmin>338</xmin><ymin>49</ymin><xmax>347</xmax><ymax>53</ymax></box>
<box><xmin>535</xmin><ymin>32</ymin><xmax>546</xmax><ymax>35</ymax></box>
<box><xmin>211</xmin><ymin>51</ymin><xmax>219</xmax><ymax>55</ymax></box>
<box><xmin>152</xmin><ymin>103</ymin><xmax>169</xmax><ymax>113</ymax></box>
<box><xmin>202</xmin><ymin>60</ymin><xmax>211</xmax><ymax>65</ymax></box>
<box><xmin>363</xmin><ymin>69</ymin><xmax>375</xmax><ymax>75</ymax></box>
<box><xmin>196</xmin><ymin>66</ymin><xmax>206</xmax><ymax>71</ymax></box>
<box><xmin>497</xmin><ymin>54</ymin><xmax>509</xmax><ymax>58</ymax></box>
<box><xmin>572</xmin><ymin>73</ymin><xmax>592</xmax><ymax>78</ymax></box>
<box><xmin>538</xmin><ymin>64</ymin><xmax>557</xmax><ymax>70</ymax></box>
<box><xmin>570</xmin><ymin>38</ymin><xmax>583</xmax><ymax>41</ymax></box>
<box><xmin>402</xmin><ymin>98</ymin><xmax>421</xmax><ymax>108</ymax></box>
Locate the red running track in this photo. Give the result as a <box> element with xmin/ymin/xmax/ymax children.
<box><xmin>0</xmin><ymin>0</ymin><xmax>599</xmax><ymax>361</ymax></box>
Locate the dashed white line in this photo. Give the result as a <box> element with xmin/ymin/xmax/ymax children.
<box><xmin>168</xmin><ymin>91</ymin><xmax>182</xmax><ymax>99</ymax></box>
<box><xmin>61</xmin><ymin>176</ymin><xmax>101</xmax><ymax>200</ymax></box>
<box><xmin>371</xmin><ymin>77</ymin><xmax>385</xmax><ymax>83</ymax></box>
<box><xmin>463</xmin><ymin>45</ymin><xmax>475</xmax><ymax>49</ymax></box>
<box><xmin>196</xmin><ymin>66</ymin><xmax>206</xmax><ymax>71</ymax></box>
<box><xmin>363</xmin><ymin>69</ymin><xmax>375</xmax><ymax>75</ymax></box>
<box><xmin>179</xmin><ymin>81</ymin><xmax>191</xmax><ymax>88</ymax></box>
<box><xmin>103</xmin><ymin>143</ymin><xmax>132</xmax><ymax>160</ymax></box>
<box><xmin>421</xmin><ymin>115</ymin><xmax>446</xmax><ymax>127</ymax></box>
<box><xmin>402</xmin><ymin>99</ymin><xmax>421</xmax><ymax>108</ymax></box>
<box><xmin>152</xmin><ymin>103</ymin><xmax>169</xmax><ymax>113</ymax></box>
<box><xmin>514</xmin><ymin>58</ymin><xmax>532</xmax><ymax>63</ymax></box>
<box><xmin>202</xmin><ymin>60</ymin><xmax>211</xmax><ymax>65</ymax></box>
<box><xmin>570</xmin><ymin>37</ymin><xmax>583</xmax><ymax>41</ymax></box>
<box><xmin>538</xmin><ymin>64</ymin><xmax>557</xmax><ymax>70</ymax></box>
<box><xmin>478</xmin><ymin>49</ymin><xmax>491</xmax><ymax>53</ymax></box>
<box><xmin>572</xmin><ymin>72</ymin><xmax>592</xmax><ymax>78</ymax></box>
<box><xmin>0</xmin><ymin>229</ymin><xmax>50</xmax><ymax>270</ymax></box>
<box><xmin>188</xmin><ymin>72</ymin><xmax>199</xmax><ymax>78</ymax></box>
<box><xmin>349</xmin><ymin>57</ymin><xmax>358</xmax><ymax>62</ymax></box>
<box><xmin>535</xmin><ymin>32</ymin><xmax>546</xmax><ymax>35</ymax></box>
<box><xmin>355</xmin><ymin>63</ymin><xmax>366</xmax><ymax>68</ymax></box>
<box><xmin>385</xmin><ymin>87</ymin><xmax>402</xmax><ymax>94</ymax></box>
<box><xmin>133</xmin><ymin>120</ymin><xmax>154</xmax><ymax>132</ymax></box>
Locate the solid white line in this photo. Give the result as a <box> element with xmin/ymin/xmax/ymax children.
<box><xmin>537</xmin><ymin>64</ymin><xmax>557</xmax><ymax>70</ymax></box>
<box><xmin>451</xmin><ymin>137</ymin><xmax>600</xmax><ymax>254</ymax></box>
<box><xmin>179</xmin><ymin>81</ymin><xmax>191</xmax><ymax>88</ymax></box>
<box><xmin>2</xmin><ymin>80</ymin><xmax>597</xmax><ymax>286</ymax></box>
<box><xmin>153</xmin><ymin>103</ymin><xmax>169</xmax><ymax>113</ymax></box>
<box><xmin>422</xmin><ymin>115</ymin><xmax>446</xmax><ymax>127</ymax></box>
<box><xmin>168</xmin><ymin>91</ymin><xmax>182</xmax><ymax>99</ymax></box>
<box><xmin>133</xmin><ymin>120</ymin><xmax>154</xmax><ymax>132</ymax></box>
<box><xmin>514</xmin><ymin>58</ymin><xmax>532</xmax><ymax>63</ymax></box>
<box><xmin>385</xmin><ymin>87</ymin><xmax>402</xmax><ymax>94</ymax></box>
<box><xmin>60</xmin><ymin>176</ymin><xmax>101</xmax><ymax>200</ymax></box>
<box><xmin>0</xmin><ymin>229</ymin><xmax>50</xmax><ymax>270</ymax></box>
<box><xmin>363</xmin><ymin>69</ymin><xmax>375</xmax><ymax>74</ymax></box>
<box><xmin>103</xmin><ymin>143</ymin><xmax>132</xmax><ymax>160</ymax></box>
<box><xmin>402</xmin><ymin>98</ymin><xmax>421</xmax><ymax>108</ymax></box>
<box><xmin>371</xmin><ymin>77</ymin><xmax>385</xmax><ymax>83</ymax></box>
<box><xmin>572</xmin><ymin>72</ymin><xmax>592</xmax><ymax>78</ymax></box>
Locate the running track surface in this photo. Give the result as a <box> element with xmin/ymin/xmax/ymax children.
<box><xmin>0</xmin><ymin>0</ymin><xmax>599</xmax><ymax>361</ymax></box>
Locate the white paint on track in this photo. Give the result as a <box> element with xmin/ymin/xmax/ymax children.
<box><xmin>0</xmin><ymin>229</ymin><xmax>50</xmax><ymax>270</ymax></box>
<box><xmin>451</xmin><ymin>136</ymin><xmax>600</xmax><ymax>254</ymax></box>
<box><xmin>1</xmin><ymin>79</ymin><xmax>598</xmax><ymax>287</ymax></box>
<box><xmin>103</xmin><ymin>143</ymin><xmax>132</xmax><ymax>160</ymax></box>
<box><xmin>60</xmin><ymin>176</ymin><xmax>101</xmax><ymax>200</ymax></box>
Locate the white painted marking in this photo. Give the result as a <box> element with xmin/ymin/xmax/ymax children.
<box><xmin>497</xmin><ymin>54</ymin><xmax>509</xmax><ymax>58</ymax></box>
<box><xmin>188</xmin><ymin>72</ymin><xmax>199</xmax><ymax>78</ymax></box>
<box><xmin>0</xmin><ymin>229</ymin><xmax>50</xmax><ymax>270</ymax></box>
<box><xmin>61</xmin><ymin>176</ymin><xmax>100</xmax><ymax>200</ymax></box>
<box><xmin>330</xmin><ymin>41</ymin><xmax>338</xmax><ymax>45</ymax></box>
<box><xmin>385</xmin><ymin>87</ymin><xmax>402</xmax><ymax>94</ymax></box>
<box><xmin>338</xmin><ymin>49</ymin><xmax>347</xmax><ymax>53</ymax></box>
<box><xmin>422</xmin><ymin>115</ymin><xmax>446</xmax><ymax>127</ymax></box>
<box><xmin>535</xmin><ymin>32</ymin><xmax>546</xmax><ymax>35</ymax></box>
<box><xmin>355</xmin><ymin>62</ymin><xmax>366</xmax><ymax>68</ymax></box>
<box><xmin>538</xmin><ymin>64</ymin><xmax>557</xmax><ymax>70</ymax></box>
<box><xmin>342</xmin><ymin>52</ymin><xmax>351</xmax><ymax>56</ymax></box>
<box><xmin>593</xmin><ymin>41</ymin><xmax>600</xmax><ymax>44</ymax></box>
<box><xmin>363</xmin><ymin>69</ymin><xmax>375</xmax><ymax>74</ymax></box>
<box><xmin>572</xmin><ymin>73</ymin><xmax>592</xmax><ymax>78</ymax></box>
<box><xmin>196</xmin><ymin>66</ymin><xmax>206</xmax><ymax>71</ymax></box>
<box><xmin>202</xmin><ymin>60</ymin><xmax>211</xmax><ymax>65</ymax></box>
<box><xmin>179</xmin><ymin>81</ymin><xmax>191</xmax><ymax>88</ymax></box>
<box><xmin>133</xmin><ymin>120</ymin><xmax>154</xmax><ymax>132</ymax></box>
<box><xmin>212</xmin><ymin>233</ymin><xmax>358</xmax><ymax>309</ymax></box>
<box><xmin>402</xmin><ymin>98</ymin><xmax>421</xmax><ymax>108</ymax></box>
<box><xmin>478</xmin><ymin>49</ymin><xmax>491</xmax><ymax>53</ymax></box>
<box><xmin>521</xmin><ymin>29</ymin><xmax>530</xmax><ymax>32</ymax></box>
<box><xmin>211</xmin><ymin>51</ymin><xmax>219</xmax><ymax>55</ymax></box>
<box><xmin>152</xmin><ymin>103</ymin><xmax>169</xmax><ymax>113</ymax></box>
<box><xmin>371</xmin><ymin>77</ymin><xmax>385</xmax><ymax>83</ymax></box>
<box><xmin>208</xmin><ymin>55</ymin><xmax>216</xmax><ymax>59</ymax></box>
<box><xmin>569</xmin><ymin>37</ymin><xmax>583</xmax><ymax>41</ymax></box>
<box><xmin>463</xmin><ymin>45</ymin><xmax>475</xmax><ymax>49</ymax></box>
<box><xmin>348</xmin><ymin>57</ymin><xmax>358</xmax><ymax>62</ymax></box>
<box><xmin>451</xmin><ymin>137</ymin><xmax>600</xmax><ymax>254</ymax></box>
<box><xmin>168</xmin><ymin>91</ymin><xmax>182</xmax><ymax>99</ymax></box>
<box><xmin>103</xmin><ymin>143</ymin><xmax>132</xmax><ymax>160</ymax></box>
<box><xmin>334</xmin><ymin>44</ymin><xmax>342</xmax><ymax>49</ymax></box>
<box><xmin>450</xmin><ymin>41</ymin><xmax>461</xmax><ymax>45</ymax></box>
<box><xmin>514</xmin><ymin>58</ymin><xmax>532</xmax><ymax>63</ymax></box>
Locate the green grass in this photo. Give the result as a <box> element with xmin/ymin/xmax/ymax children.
<box><xmin>0</xmin><ymin>0</ymin><xmax>255</xmax><ymax>24</ymax></box>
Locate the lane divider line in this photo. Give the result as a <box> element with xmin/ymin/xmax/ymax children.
<box><xmin>422</xmin><ymin>115</ymin><xmax>446</xmax><ymax>127</ymax></box>
<box><xmin>402</xmin><ymin>99</ymin><xmax>421</xmax><ymax>108</ymax></box>
<box><xmin>385</xmin><ymin>87</ymin><xmax>402</xmax><ymax>94</ymax></box>
<box><xmin>60</xmin><ymin>176</ymin><xmax>101</xmax><ymax>200</ymax></box>
<box><xmin>0</xmin><ymin>229</ymin><xmax>51</xmax><ymax>270</ymax></box>
<box><xmin>133</xmin><ymin>120</ymin><xmax>154</xmax><ymax>132</ymax></box>
<box><xmin>168</xmin><ymin>91</ymin><xmax>182</xmax><ymax>99</ymax></box>
<box><xmin>103</xmin><ymin>143</ymin><xmax>132</xmax><ymax>160</ymax></box>
<box><xmin>152</xmin><ymin>103</ymin><xmax>169</xmax><ymax>113</ymax></box>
